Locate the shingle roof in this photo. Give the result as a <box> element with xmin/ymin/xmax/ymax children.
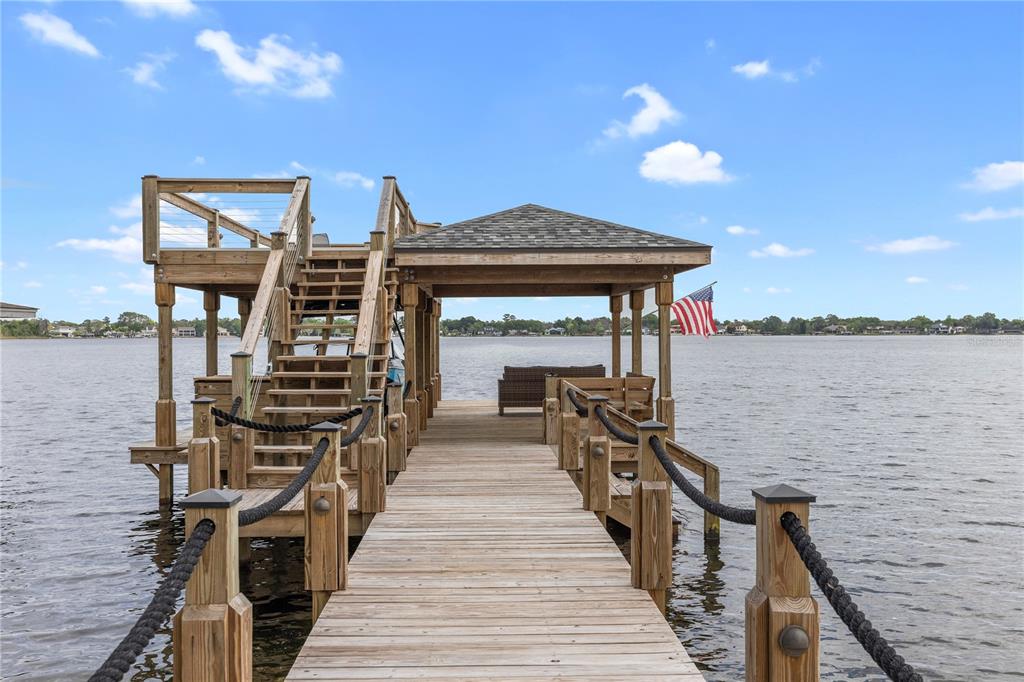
<box><xmin>393</xmin><ymin>204</ymin><xmax>708</xmax><ymax>251</ymax></box>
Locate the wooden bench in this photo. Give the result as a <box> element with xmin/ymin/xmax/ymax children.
<box><xmin>498</xmin><ymin>364</ymin><xmax>605</xmax><ymax>415</ymax></box>
<box><xmin>553</xmin><ymin>375</ymin><xmax>655</xmax><ymax>421</ymax></box>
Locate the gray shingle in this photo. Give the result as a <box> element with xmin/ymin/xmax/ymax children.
<box><xmin>393</xmin><ymin>204</ymin><xmax>708</xmax><ymax>251</ymax></box>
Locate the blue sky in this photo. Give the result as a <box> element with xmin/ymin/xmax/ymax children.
<box><xmin>2</xmin><ymin>1</ymin><xmax>1022</xmax><ymax>323</ymax></box>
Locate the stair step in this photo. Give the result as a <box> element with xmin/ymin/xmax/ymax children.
<box><xmin>261</xmin><ymin>406</ymin><xmax>357</xmax><ymax>414</ymax></box>
<box><xmin>267</xmin><ymin>389</ymin><xmax>352</xmax><ymax>396</ymax></box>
<box><xmin>290</xmin><ymin>338</ymin><xmax>354</xmax><ymax>344</ymax></box>
<box><xmin>293</xmin><ymin>295</ymin><xmax>362</xmax><ymax>301</ymax></box>
<box><xmin>254</xmin><ymin>445</ymin><xmax>312</xmax><ymax>454</ymax></box>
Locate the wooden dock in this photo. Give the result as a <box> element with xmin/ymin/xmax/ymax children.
<box><xmin>287</xmin><ymin>400</ymin><xmax>703</xmax><ymax>680</ymax></box>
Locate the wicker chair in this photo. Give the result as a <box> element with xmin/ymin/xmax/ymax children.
<box><xmin>497</xmin><ymin>365</ymin><xmax>605</xmax><ymax>415</ymax></box>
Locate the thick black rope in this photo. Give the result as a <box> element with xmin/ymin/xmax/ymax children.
<box><xmin>402</xmin><ymin>380</ymin><xmax>412</xmax><ymax>400</ymax></box>
<box><xmin>88</xmin><ymin>519</ymin><xmax>215</xmax><ymax>682</ymax></box>
<box><xmin>781</xmin><ymin>513</ymin><xmax>923</xmax><ymax>682</ymax></box>
<box><xmin>649</xmin><ymin>436</ymin><xmax>756</xmax><ymax>525</ymax></box>
<box><xmin>237</xmin><ymin>404</ymin><xmax>374</xmax><ymax>527</ymax></box>
<box><xmin>565</xmin><ymin>388</ymin><xmax>588</xmax><ymax>417</ymax></box>
<box><xmin>214</xmin><ymin>395</ymin><xmax>243</xmax><ymax>428</ymax></box>
<box><xmin>211</xmin><ymin>405</ymin><xmax>362</xmax><ymax>433</ymax></box>
<box><xmin>594</xmin><ymin>405</ymin><xmax>639</xmax><ymax>445</ymax></box>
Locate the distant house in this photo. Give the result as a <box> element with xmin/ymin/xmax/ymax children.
<box><xmin>217</xmin><ymin>326</ymin><xmax>232</xmax><ymax>337</ymax></box>
<box><xmin>139</xmin><ymin>326</ymin><xmax>158</xmax><ymax>338</ymax></box>
<box><xmin>104</xmin><ymin>330</ymin><xmax>125</xmax><ymax>339</ymax></box>
<box><xmin>951</xmin><ymin>326</ymin><xmax>966</xmax><ymax>335</ymax></box>
<box><xmin>51</xmin><ymin>325</ymin><xmax>76</xmax><ymax>338</ymax></box>
<box><xmin>545</xmin><ymin>327</ymin><xmax>565</xmax><ymax>336</ymax></box>
<box><xmin>0</xmin><ymin>301</ymin><xmax>39</xmax><ymax>321</ymax></box>
<box><xmin>928</xmin><ymin>323</ymin><xmax>950</xmax><ymax>335</ymax></box>
<box><xmin>173</xmin><ymin>326</ymin><xmax>197</xmax><ymax>338</ymax></box>
<box><xmin>823</xmin><ymin>324</ymin><xmax>848</xmax><ymax>335</ymax></box>
<box><xmin>895</xmin><ymin>327</ymin><xmax>918</xmax><ymax>335</ymax></box>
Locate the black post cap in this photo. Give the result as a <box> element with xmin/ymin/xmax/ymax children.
<box><xmin>181</xmin><ymin>488</ymin><xmax>243</xmax><ymax>509</ymax></box>
<box><xmin>309</xmin><ymin>422</ymin><xmax>343</xmax><ymax>432</ymax></box>
<box><xmin>752</xmin><ymin>484</ymin><xmax>816</xmax><ymax>504</ymax></box>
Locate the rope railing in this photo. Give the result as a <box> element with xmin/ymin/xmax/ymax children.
<box><xmin>88</xmin><ymin>519</ymin><xmax>215</xmax><ymax>682</ymax></box>
<box><xmin>565</xmin><ymin>387</ymin><xmax>588</xmax><ymax>417</ymax></box>
<box><xmin>594</xmin><ymin>404</ymin><xmax>639</xmax><ymax>445</ymax></box>
<box><xmin>781</xmin><ymin>512</ymin><xmax>923</xmax><ymax>682</ymax></box>
<box><xmin>238</xmin><ymin>404</ymin><xmax>374</xmax><ymax>527</ymax></box>
<box><xmin>211</xmin><ymin>405</ymin><xmax>362</xmax><ymax>433</ymax></box>
<box><xmin>213</xmin><ymin>395</ymin><xmax>243</xmax><ymax>428</ymax></box>
<box><xmin>648</xmin><ymin>435</ymin><xmax>756</xmax><ymax>525</ymax></box>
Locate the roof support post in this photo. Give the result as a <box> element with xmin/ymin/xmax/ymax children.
<box><xmin>155</xmin><ymin>281</ymin><xmax>176</xmax><ymax>507</ymax></box>
<box><xmin>655</xmin><ymin>282</ymin><xmax>675</xmax><ymax>439</ymax></box>
<box><xmin>629</xmin><ymin>290</ymin><xmax>644</xmax><ymax>375</ymax></box>
<box><xmin>610</xmin><ymin>295</ymin><xmax>623</xmax><ymax>377</ymax></box>
<box><xmin>401</xmin><ymin>284</ymin><xmax>420</xmax><ymax>447</ymax></box>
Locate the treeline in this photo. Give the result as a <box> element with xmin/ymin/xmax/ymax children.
<box><xmin>0</xmin><ymin>311</ymin><xmax>244</xmax><ymax>338</ymax></box>
<box><xmin>721</xmin><ymin>312</ymin><xmax>1023</xmax><ymax>335</ymax></box>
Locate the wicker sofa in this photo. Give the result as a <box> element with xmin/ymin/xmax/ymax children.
<box><xmin>497</xmin><ymin>365</ymin><xmax>605</xmax><ymax>415</ymax></box>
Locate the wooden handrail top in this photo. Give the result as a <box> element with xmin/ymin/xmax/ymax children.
<box><xmin>154</xmin><ymin>177</ymin><xmax>299</xmax><ymax>193</ymax></box>
<box><xmin>238</xmin><ymin>248</ymin><xmax>285</xmax><ymax>354</ymax></box>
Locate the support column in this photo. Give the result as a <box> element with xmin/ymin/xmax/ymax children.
<box><xmin>632</xmin><ymin>420</ymin><xmax>672</xmax><ymax>614</ymax></box>
<box><xmin>238</xmin><ymin>298</ymin><xmax>252</xmax><ymax>339</ymax></box>
<box><xmin>584</xmin><ymin>395</ymin><xmax>611</xmax><ymax>526</ymax></box>
<box><xmin>655</xmin><ymin>281</ymin><xmax>675</xmax><ymax>439</ymax></box>
<box><xmin>155</xmin><ymin>281</ymin><xmax>176</xmax><ymax>506</ymax></box>
<box><xmin>187</xmin><ymin>397</ymin><xmax>219</xmax><ymax>494</ymax></box>
<box><xmin>630</xmin><ymin>290</ymin><xmax>644</xmax><ymax>375</ymax></box>
<box><xmin>173</xmin><ymin>489</ymin><xmax>252</xmax><ymax>681</ymax></box>
<box><xmin>205</xmin><ymin>291</ymin><xmax>220</xmax><ymax>377</ymax></box>
<box><xmin>610</xmin><ymin>295</ymin><xmax>623</xmax><ymax>377</ymax></box>
<box><xmin>401</xmin><ymin>284</ymin><xmax>420</xmax><ymax>446</ymax></box>
<box><xmin>433</xmin><ymin>300</ymin><xmax>442</xmax><ymax>403</ymax></box>
<box><xmin>745</xmin><ymin>485</ymin><xmax>820</xmax><ymax>681</ymax></box>
<box><xmin>417</xmin><ymin>298</ymin><xmax>430</xmax><ymax>429</ymax></box>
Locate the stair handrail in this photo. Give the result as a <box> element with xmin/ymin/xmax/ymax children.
<box><xmin>234</xmin><ymin>177</ymin><xmax>311</xmax><ymax>417</ymax></box>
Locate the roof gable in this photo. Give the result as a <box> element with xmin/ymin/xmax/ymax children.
<box><xmin>393</xmin><ymin>204</ymin><xmax>708</xmax><ymax>251</ymax></box>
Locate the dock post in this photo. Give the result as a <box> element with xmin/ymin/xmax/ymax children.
<box><xmin>433</xmin><ymin>299</ymin><xmax>442</xmax><ymax>404</ymax></box>
<box><xmin>238</xmin><ymin>298</ymin><xmax>252</xmax><ymax>339</ymax></box>
<box><xmin>173</xmin><ymin>489</ymin><xmax>252</xmax><ymax>682</ymax></box>
<box><xmin>745</xmin><ymin>485</ymin><xmax>820</xmax><ymax>682</ymax></box>
<box><xmin>558</xmin><ymin>382</ymin><xmax>581</xmax><ymax>471</ymax></box>
<box><xmin>305</xmin><ymin>422</ymin><xmax>348</xmax><ymax>622</ymax></box>
<box><xmin>632</xmin><ymin>420</ymin><xmax>672</xmax><ymax>614</ymax></box>
<box><xmin>350</xmin><ymin>352</ymin><xmax>368</xmax><ymax>410</ymax></box>
<box><xmin>417</xmin><ymin>300</ymin><xmax>431</xmax><ymax>427</ymax></box>
<box><xmin>610</xmin><ymin>295</ymin><xmax>623</xmax><ymax>377</ymax></box>
<box><xmin>231</xmin><ymin>352</ymin><xmax>253</xmax><ymax>419</ymax></box>
<box><xmin>402</xmin><ymin>284</ymin><xmax>420</xmax><ymax>447</ymax></box>
<box><xmin>629</xmin><ymin>290</ymin><xmax>644</xmax><ymax>374</ymax></box>
<box><xmin>204</xmin><ymin>291</ymin><xmax>220</xmax><ymax>377</ymax></box>
<box><xmin>155</xmin><ymin>281</ymin><xmax>176</xmax><ymax>506</ymax></box>
<box><xmin>584</xmin><ymin>395</ymin><xmax>611</xmax><ymax>525</ymax></box>
<box><xmin>188</xmin><ymin>397</ymin><xmax>220</xmax><ymax>494</ymax></box>
<box><xmin>655</xmin><ymin>281</ymin><xmax>675</xmax><ymax>440</ymax></box>
<box><xmin>385</xmin><ymin>383</ymin><xmax>407</xmax><ymax>475</ymax></box>
<box><xmin>357</xmin><ymin>397</ymin><xmax>386</xmax><ymax>513</ymax></box>
<box><xmin>542</xmin><ymin>375</ymin><xmax>559</xmax><ymax>445</ymax></box>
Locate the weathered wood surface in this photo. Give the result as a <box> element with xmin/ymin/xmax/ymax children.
<box><xmin>288</xmin><ymin>400</ymin><xmax>702</xmax><ymax>680</ymax></box>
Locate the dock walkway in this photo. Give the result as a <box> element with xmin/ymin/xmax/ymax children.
<box><xmin>287</xmin><ymin>400</ymin><xmax>702</xmax><ymax>680</ymax></box>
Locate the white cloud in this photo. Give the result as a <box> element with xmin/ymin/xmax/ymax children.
<box><xmin>57</xmin><ymin>222</ymin><xmax>143</xmax><ymax>262</ymax></box>
<box><xmin>732</xmin><ymin>60</ymin><xmax>770</xmax><ymax>79</ymax></box>
<box><xmin>733</xmin><ymin>58</ymin><xmax>820</xmax><ymax>83</ymax></box>
<box><xmin>958</xmin><ymin>206</ymin><xmax>1024</xmax><ymax>222</ymax></box>
<box><xmin>120</xmin><ymin>268</ymin><xmax>154</xmax><ymax>294</ymax></box>
<box><xmin>603</xmin><ymin>84</ymin><xmax>681</xmax><ymax>139</ymax></box>
<box><xmin>121</xmin><ymin>0</ymin><xmax>197</xmax><ymax>18</ymax></box>
<box><xmin>905</xmin><ymin>276</ymin><xmax>928</xmax><ymax>284</ymax></box>
<box><xmin>20</xmin><ymin>11</ymin><xmax>100</xmax><ymax>57</ymax></box>
<box><xmin>124</xmin><ymin>51</ymin><xmax>174</xmax><ymax>89</ymax></box>
<box><xmin>765</xmin><ymin>287</ymin><xmax>792</xmax><ymax>294</ymax></box>
<box><xmin>110</xmin><ymin>194</ymin><xmax>142</xmax><ymax>219</ymax></box>
<box><xmin>192</xmin><ymin>155</ymin><xmax>206</xmax><ymax>165</ymax></box>
<box><xmin>332</xmin><ymin>171</ymin><xmax>374</xmax><ymax>190</ymax></box>
<box><xmin>89</xmin><ymin>285</ymin><xmax>109</xmax><ymax>294</ymax></box>
<box><xmin>704</xmin><ymin>38</ymin><xmax>716</xmax><ymax>53</ymax></box>
<box><xmin>749</xmin><ymin>242</ymin><xmax>814</xmax><ymax>258</ymax></box>
<box><xmin>866</xmin><ymin>235</ymin><xmax>956</xmax><ymax>255</ymax></box>
<box><xmin>24</xmin><ymin>281</ymin><xmax>43</xmax><ymax>288</ymax></box>
<box><xmin>742</xmin><ymin>287</ymin><xmax>752</xmax><ymax>293</ymax></box>
<box><xmin>963</xmin><ymin>161</ymin><xmax>1024</xmax><ymax>192</ymax></box>
<box><xmin>725</xmin><ymin>225</ymin><xmax>759</xmax><ymax>236</ymax></box>
<box><xmin>195</xmin><ymin>30</ymin><xmax>342</xmax><ymax>99</ymax></box>
<box><xmin>639</xmin><ymin>140</ymin><xmax>732</xmax><ymax>185</ymax></box>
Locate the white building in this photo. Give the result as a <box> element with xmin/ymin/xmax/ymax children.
<box><xmin>0</xmin><ymin>302</ymin><xmax>39</xmax><ymax>321</ymax></box>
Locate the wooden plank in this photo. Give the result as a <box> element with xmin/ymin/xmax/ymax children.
<box><xmin>238</xmin><ymin>248</ymin><xmax>285</xmax><ymax>354</ymax></box>
<box><xmin>286</xmin><ymin>400</ymin><xmax>702</xmax><ymax>681</ymax></box>
<box><xmin>156</xmin><ymin>178</ymin><xmax>297</xmax><ymax>193</ymax></box>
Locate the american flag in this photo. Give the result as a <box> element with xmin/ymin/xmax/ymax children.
<box><xmin>670</xmin><ymin>283</ymin><xmax>717</xmax><ymax>337</ymax></box>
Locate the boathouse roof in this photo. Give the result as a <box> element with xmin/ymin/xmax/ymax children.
<box><xmin>393</xmin><ymin>204</ymin><xmax>708</xmax><ymax>252</ymax></box>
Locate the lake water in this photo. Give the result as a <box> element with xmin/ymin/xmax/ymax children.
<box><xmin>1</xmin><ymin>336</ymin><xmax>1022</xmax><ymax>680</ymax></box>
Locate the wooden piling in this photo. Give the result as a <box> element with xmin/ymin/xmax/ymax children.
<box><xmin>357</xmin><ymin>397</ymin><xmax>386</xmax><ymax>513</ymax></box>
<box><xmin>542</xmin><ymin>375</ymin><xmax>559</xmax><ymax>446</ymax></box>
<box><xmin>155</xmin><ymin>281</ymin><xmax>176</xmax><ymax>506</ymax></box>
<box><xmin>610</xmin><ymin>295</ymin><xmax>623</xmax><ymax>377</ymax></box>
<box><xmin>631</xmin><ymin>420</ymin><xmax>672</xmax><ymax>613</ymax></box>
<box><xmin>204</xmin><ymin>291</ymin><xmax>220</xmax><ymax>377</ymax></box>
<box><xmin>305</xmin><ymin>423</ymin><xmax>348</xmax><ymax>622</ymax></box>
<box><xmin>173</xmin><ymin>489</ymin><xmax>252</xmax><ymax>682</ymax></box>
<box><xmin>583</xmin><ymin>396</ymin><xmax>611</xmax><ymax>525</ymax></box>
<box><xmin>745</xmin><ymin>484</ymin><xmax>820</xmax><ymax>682</ymax></box>
<box><xmin>655</xmin><ymin>281</ymin><xmax>675</xmax><ymax>440</ymax></box>
<box><xmin>402</xmin><ymin>284</ymin><xmax>420</xmax><ymax>446</ymax></box>
<box><xmin>385</xmin><ymin>384</ymin><xmax>407</xmax><ymax>473</ymax></box>
<box><xmin>188</xmin><ymin>397</ymin><xmax>219</xmax><ymax>494</ymax></box>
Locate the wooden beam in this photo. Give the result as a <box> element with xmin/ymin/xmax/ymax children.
<box><xmin>402</xmin><ymin>265</ymin><xmax>678</xmax><ymax>285</ymax></box>
<box><xmin>430</xmin><ymin>283</ymin><xmax>612</xmax><ymax>298</ymax></box>
<box><xmin>142</xmin><ymin>175</ymin><xmax>160</xmax><ymax>264</ymax></box>
<box><xmin>156</xmin><ymin>178</ymin><xmax>297</xmax><ymax>193</ymax></box>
